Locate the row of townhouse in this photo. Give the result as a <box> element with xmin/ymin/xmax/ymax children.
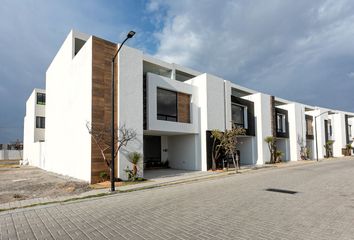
<box><xmin>23</xmin><ymin>30</ymin><xmax>354</xmax><ymax>183</ymax></box>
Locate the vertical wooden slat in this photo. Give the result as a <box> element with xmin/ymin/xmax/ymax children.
<box><xmin>177</xmin><ymin>92</ymin><xmax>191</xmax><ymax>123</ymax></box>
<box><xmin>91</xmin><ymin>37</ymin><xmax>118</xmax><ymax>183</ymax></box>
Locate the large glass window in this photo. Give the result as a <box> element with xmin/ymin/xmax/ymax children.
<box><xmin>157</xmin><ymin>88</ymin><xmax>177</xmax><ymax>122</ymax></box>
<box><xmin>232</xmin><ymin>104</ymin><xmax>245</xmax><ymax>128</ymax></box>
<box><xmin>36</xmin><ymin>117</ymin><xmax>45</xmax><ymax>129</ymax></box>
<box><xmin>277</xmin><ymin>113</ymin><xmax>286</xmax><ymax>133</ymax></box>
<box><xmin>37</xmin><ymin>93</ymin><xmax>46</xmax><ymax>105</ymax></box>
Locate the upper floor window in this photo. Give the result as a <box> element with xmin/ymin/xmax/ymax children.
<box><xmin>328</xmin><ymin>120</ymin><xmax>333</xmax><ymax>137</ymax></box>
<box><xmin>37</xmin><ymin>93</ymin><xmax>46</xmax><ymax>105</ymax></box>
<box><xmin>306</xmin><ymin>117</ymin><xmax>313</xmax><ymax>136</ymax></box>
<box><xmin>36</xmin><ymin>116</ymin><xmax>45</xmax><ymax>129</ymax></box>
<box><xmin>157</xmin><ymin>88</ymin><xmax>177</xmax><ymax>122</ymax></box>
<box><xmin>232</xmin><ymin>104</ymin><xmax>247</xmax><ymax>128</ymax></box>
<box><xmin>277</xmin><ymin>113</ymin><xmax>286</xmax><ymax>133</ymax></box>
<box><xmin>349</xmin><ymin>124</ymin><xmax>352</xmax><ymax>138</ymax></box>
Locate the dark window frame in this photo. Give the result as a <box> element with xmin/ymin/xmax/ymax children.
<box><xmin>156</xmin><ymin>88</ymin><xmax>178</xmax><ymax>122</ymax></box>
<box><xmin>231</xmin><ymin>103</ymin><xmax>246</xmax><ymax>129</ymax></box>
<box><xmin>277</xmin><ymin>113</ymin><xmax>286</xmax><ymax>133</ymax></box>
<box><xmin>306</xmin><ymin>118</ymin><xmax>313</xmax><ymax>136</ymax></box>
<box><xmin>37</xmin><ymin>93</ymin><xmax>46</xmax><ymax>105</ymax></box>
<box><xmin>36</xmin><ymin>116</ymin><xmax>45</xmax><ymax>129</ymax></box>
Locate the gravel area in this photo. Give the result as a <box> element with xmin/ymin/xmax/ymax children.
<box><xmin>0</xmin><ymin>165</ymin><xmax>90</xmax><ymax>204</ymax></box>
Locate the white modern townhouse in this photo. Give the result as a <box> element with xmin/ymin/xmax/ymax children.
<box><xmin>23</xmin><ymin>30</ymin><xmax>354</xmax><ymax>183</ymax></box>
<box><xmin>23</xmin><ymin>88</ymin><xmax>46</xmax><ymax>167</ymax></box>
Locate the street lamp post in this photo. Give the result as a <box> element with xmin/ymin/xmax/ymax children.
<box><xmin>314</xmin><ymin>110</ymin><xmax>335</xmax><ymax>162</ymax></box>
<box><xmin>110</xmin><ymin>31</ymin><xmax>135</xmax><ymax>192</ymax></box>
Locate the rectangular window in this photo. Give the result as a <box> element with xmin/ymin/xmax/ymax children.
<box><xmin>232</xmin><ymin>104</ymin><xmax>246</xmax><ymax>128</ymax></box>
<box><xmin>36</xmin><ymin>116</ymin><xmax>45</xmax><ymax>128</ymax></box>
<box><xmin>157</xmin><ymin>88</ymin><xmax>177</xmax><ymax>122</ymax></box>
<box><xmin>306</xmin><ymin>118</ymin><xmax>313</xmax><ymax>136</ymax></box>
<box><xmin>37</xmin><ymin>93</ymin><xmax>46</xmax><ymax>105</ymax></box>
<box><xmin>277</xmin><ymin>113</ymin><xmax>286</xmax><ymax>133</ymax></box>
<box><xmin>349</xmin><ymin>125</ymin><xmax>352</xmax><ymax>138</ymax></box>
<box><xmin>328</xmin><ymin>120</ymin><xmax>333</xmax><ymax>137</ymax></box>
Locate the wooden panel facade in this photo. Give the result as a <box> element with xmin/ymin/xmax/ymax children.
<box><xmin>177</xmin><ymin>92</ymin><xmax>191</xmax><ymax>123</ymax></box>
<box><xmin>91</xmin><ymin>37</ymin><xmax>118</xmax><ymax>183</ymax></box>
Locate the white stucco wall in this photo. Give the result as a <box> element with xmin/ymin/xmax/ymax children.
<box><xmin>45</xmin><ymin>30</ymin><xmax>92</xmax><ymax>182</ymax></box>
<box><xmin>187</xmin><ymin>73</ymin><xmax>226</xmax><ymax>171</ymax></box>
<box><xmin>23</xmin><ymin>88</ymin><xmax>45</xmax><ymax>165</ymax></box>
<box><xmin>332</xmin><ymin>112</ymin><xmax>346</xmax><ymax>157</ymax></box>
<box><xmin>277</xmin><ymin>103</ymin><xmax>306</xmax><ymax>161</ymax></box>
<box><xmin>117</xmin><ymin>46</ymin><xmax>144</xmax><ymax>179</ymax></box>
<box><xmin>242</xmin><ymin>93</ymin><xmax>272</xmax><ymax>164</ymax></box>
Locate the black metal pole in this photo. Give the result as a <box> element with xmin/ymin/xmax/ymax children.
<box><xmin>110</xmin><ymin>31</ymin><xmax>135</xmax><ymax>192</ymax></box>
<box><xmin>111</xmin><ymin>58</ymin><xmax>115</xmax><ymax>192</ymax></box>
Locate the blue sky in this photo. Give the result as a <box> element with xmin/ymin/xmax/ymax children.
<box><xmin>1</xmin><ymin>0</ymin><xmax>354</xmax><ymax>143</ymax></box>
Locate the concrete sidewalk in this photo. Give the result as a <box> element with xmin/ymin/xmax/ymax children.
<box><xmin>0</xmin><ymin>158</ymin><xmax>343</xmax><ymax>212</ymax></box>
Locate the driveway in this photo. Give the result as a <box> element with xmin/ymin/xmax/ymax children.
<box><xmin>1</xmin><ymin>158</ymin><xmax>354</xmax><ymax>239</ymax></box>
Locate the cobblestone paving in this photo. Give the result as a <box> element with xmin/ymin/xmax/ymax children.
<box><xmin>1</xmin><ymin>158</ymin><xmax>354</xmax><ymax>239</ymax></box>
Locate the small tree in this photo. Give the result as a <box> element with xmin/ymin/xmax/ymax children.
<box><xmin>86</xmin><ymin>122</ymin><xmax>136</xmax><ymax>179</ymax></box>
<box><xmin>223</xmin><ymin>127</ymin><xmax>246</xmax><ymax>173</ymax></box>
<box><xmin>210</xmin><ymin>130</ymin><xmax>224</xmax><ymax>171</ymax></box>
<box><xmin>324</xmin><ymin>140</ymin><xmax>334</xmax><ymax>158</ymax></box>
<box><xmin>275</xmin><ymin>150</ymin><xmax>283</xmax><ymax>163</ymax></box>
<box><xmin>265</xmin><ymin>136</ymin><xmax>276</xmax><ymax>163</ymax></box>
<box><xmin>126</xmin><ymin>152</ymin><xmax>142</xmax><ymax>181</ymax></box>
<box><xmin>297</xmin><ymin>135</ymin><xmax>308</xmax><ymax>160</ymax></box>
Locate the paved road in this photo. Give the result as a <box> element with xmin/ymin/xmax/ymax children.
<box><xmin>1</xmin><ymin>159</ymin><xmax>354</xmax><ymax>240</ymax></box>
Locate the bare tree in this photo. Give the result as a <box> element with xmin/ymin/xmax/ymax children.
<box><xmin>264</xmin><ymin>136</ymin><xmax>276</xmax><ymax>163</ymax></box>
<box><xmin>223</xmin><ymin>127</ymin><xmax>246</xmax><ymax>173</ymax></box>
<box><xmin>86</xmin><ymin>122</ymin><xmax>136</xmax><ymax>170</ymax></box>
<box><xmin>210</xmin><ymin>130</ymin><xmax>224</xmax><ymax>171</ymax></box>
<box><xmin>297</xmin><ymin>135</ymin><xmax>307</xmax><ymax>160</ymax></box>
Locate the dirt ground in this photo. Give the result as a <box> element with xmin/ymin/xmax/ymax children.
<box><xmin>0</xmin><ymin>164</ymin><xmax>90</xmax><ymax>204</ymax></box>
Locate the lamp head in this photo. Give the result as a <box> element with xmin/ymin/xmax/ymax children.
<box><xmin>127</xmin><ymin>31</ymin><xmax>136</xmax><ymax>39</ymax></box>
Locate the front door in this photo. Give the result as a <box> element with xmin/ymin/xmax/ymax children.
<box><xmin>143</xmin><ymin>136</ymin><xmax>161</xmax><ymax>168</ymax></box>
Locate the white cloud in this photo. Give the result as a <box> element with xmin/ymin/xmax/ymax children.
<box><xmin>148</xmin><ymin>0</ymin><xmax>354</xmax><ymax>111</ymax></box>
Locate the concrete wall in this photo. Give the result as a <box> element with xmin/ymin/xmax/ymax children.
<box><xmin>117</xmin><ymin>46</ymin><xmax>144</xmax><ymax>179</ymax></box>
<box><xmin>0</xmin><ymin>150</ymin><xmax>23</xmax><ymax>160</ymax></box>
<box><xmin>45</xmin><ymin>30</ymin><xmax>92</xmax><ymax>182</ymax></box>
